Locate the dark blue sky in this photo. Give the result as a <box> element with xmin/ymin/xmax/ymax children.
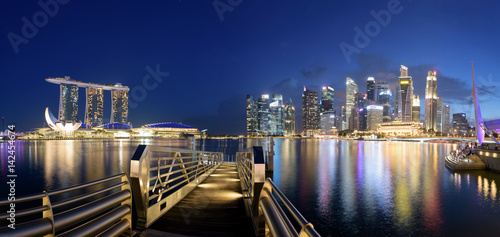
<box><xmin>1</xmin><ymin>0</ymin><xmax>499</xmax><ymax>134</ymax></box>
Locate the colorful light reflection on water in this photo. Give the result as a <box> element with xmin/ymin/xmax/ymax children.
<box><xmin>2</xmin><ymin>139</ymin><xmax>500</xmax><ymax>236</ymax></box>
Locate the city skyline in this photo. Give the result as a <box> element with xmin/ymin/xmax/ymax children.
<box><xmin>1</xmin><ymin>1</ymin><xmax>499</xmax><ymax>134</ymax></box>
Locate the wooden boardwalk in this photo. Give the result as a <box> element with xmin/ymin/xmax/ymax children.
<box><xmin>140</xmin><ymin>163</ymin><xmax>255</xmax><ymax>237</ymax></box>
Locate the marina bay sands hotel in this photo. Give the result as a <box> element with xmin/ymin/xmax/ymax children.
<box><xmin>46</xmin><ymin>77</ymin><xmax>129</xmax><ymax>127</ymax></box>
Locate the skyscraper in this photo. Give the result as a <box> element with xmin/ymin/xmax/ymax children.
<box><xmin>321</xmin><ymin>86</ymin><xmax>334</xmax><ymax>112</ymax></box>
<box><xmin>397</xmin><ymin>65</ymin><xmax>413</xmax><ymax>121</ymax></box>
<box><xmin>302</xmin><ymin>87</ymin><xmax>320</xmax><ymax>136</ymax></box>
<box><xmin>452</xmin><ymin>113</ymin><xmax>469</xmax><ymax>136</ymax></box>
<box><xmin>346</xmin><ymin>77</ymin><xmax>358</xmax><ymax>129</ymax></box>
<box><xmin>246</xmin><ymin>95</ymin><xmax>258</xmax><ymax>136</ymax></box>
<box><xmin>366</xmin><ymin>77</ymin><xmax>376</xmax><ymax>102</ymax></box>
<box><xmin>367</xmin><ymin>105</ymin><xmax>383</xmax><ymax>131</ymax></box>
<box><xmin>85</xmin><ymin>87</ymin><xmax>104</xmax><ymax>127</ymax></box>
<box><xmin>284</xmin><ymin>102</ymin><xmax>296</xmax><ymax>136</ymax></box>
<box><xmin>340</xmin><ymin>106</ymin><xmax>347</xmax><ymax>131</ymax></box>
<box><xmin>320</xmin><ymin>111</ymin><xmax>336</xmax><ymax>134</ymax></box>
<box><xmin>269</xmin><ymin>94</ymin><xmax>284</xmax><ymax>136</ymax></box>
<box><xmin>354</xmin><ymin>92</ymin><xmax>367</xmax><ymax>131</ymax></box>
<box><xmin>257</xmin><ymin>94</ymin><xmax>270</xmax><ymax>135</ymax></box>
<box><xmin>111</xmin><ymin>89</ymin><xmax>129</xmax><ymax>124</ymax></box>
<box><xmin>436</xmin><ymin>97</ymin><xmax>443</xmax><ymax>132</ymax></box>
<box><xmin>376</xmin><ymin>81</ymin><xmax>392</xmax><ymax>122</ymax></box>
<box><xmin>425</xmin><ymin>71</ymin><xmax>438</xmax><ymax>131</ymax></box>
<box><xmin>443</xmin><ymin>104</ymin><xmax>451</xmax><ymax>135</ymax></box>
<box><xmin>59</xmin><ymin>83</ymin><xmax>79</xmax><ymax>121</ymax></box>
<box><xmin>412</xmin><ymin>95</ymin><xmax>420</xmax><ymax>123</ymax></box>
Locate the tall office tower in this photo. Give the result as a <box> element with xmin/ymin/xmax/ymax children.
<box><xmin>425</xmin><ymin>71</ymin><xmax>438</xmax><ymax>131</ymax></box>
<box><xmin>346</xmin><ymin>77</ymin><xmax>359</xmax><ymax>129</ymax></box>
<box><xmin>394</xmin><ymin>84</ymin><xmax>400</xmax><ymax>120</ymax></box>
<box><xmin>354</xmin><ymin>92</ymin><xmax>367</xmax><ymax>131</ymax></box>
<box><xmin>283</xmin><ymin>102</ymin><xmax>296</xmax><ymax>136</ymax></box>
<box><xmin>246</xmin><ymin>95</ymin><xmax>258</xmax><ymax>136</ymax></box>
<box><xmin>302</xmin><ymin>87</ymin><xmax>320</xmax><ymax>135</ymax></box>
<box><xmin>366</xmin><ymin>77</ymin><xmax>376</xmax><ymax>102</ymax></box>
<box><xmin>340</xmin><ymin>106</ymin><xmax>347</xmax><ymax>130</ymax></box>
<box><xmin>376</xmin><ymin>81</ymin><xmax>392</xmax><ymax>122</ymax></box>
<box><xmin>367</xmin><ymin>105</ymin><xmax>383</xmax><ymax>131</ymax></box>
<box><xmin>436</xmin><ymin>97</ymin><xmax>443</xmax><ymax>132</ymax></box>
<box><xmin>320</xmin><ymin>111</ymin><xmax>336</xmax><ymax>134</ymax></box>
<box><xmin>443</xmin><ymin>104</ymin><xmax>450</xmax><ymax>134</ymax></box>
<box><xmin>85</xmin><ymin>87</ymin><xmax>104</xmax><ymax>127</ymax></box>
<box><xmin>257</xmin><ymin>94</ymin><xmax>270</xmax><ymax>135</ymax></box>
<box><xmin>59</xmin><ymin>83</ymin><xmax>79</xmax><ymax>121</ymax></box>
<box><xmin>269</xmin><ymin>94</ymin><xmax>284</xmax><ymax>136</ymax></box>
<box><xmin>398</xmin><ymin>65</ymin><xmax>413</xmax><ymax>121</ymax></box>
<box><xmin>412</xmin><ymin>95</ymin><xmax>420</xmax><ymax>123</ymax></box>
<box><xmin>452</xmin><ymin>113</ymin><xmax>469</xmax><ymax>136</ymax></box>
<box><xmin>111</xmin><ymin>89</ymin><xmax>129</xmax><ymax>124</ymax></box>
<box><xmin>321</xmin><ymin>86</ymin><xmax>335</xmax><ymax>112</ymax></box>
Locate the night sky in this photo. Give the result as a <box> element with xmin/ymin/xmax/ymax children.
<box><xmin>1</xmin><ymin>0</ymin><xmax>499</xmax><ymax>134</ymax></box>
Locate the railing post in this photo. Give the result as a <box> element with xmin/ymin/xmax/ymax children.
<box><xmin>42</xmin><ymin>191</ymin><xmax>55</xmax><ymax>237</ymax></box>
<box><xmin>121</xmin><ymin>174</ymin><xmax>133</xmax><ymax>234</ymax></box>
<box><xmin>251</xmin><ymin>146</ymin><xmax>266</xmax><ymax>236</ymax></box>
<box><xmin>129</xmin><ymin>145</ymin><xmax>150</xmax><ymax>229</ymax></box>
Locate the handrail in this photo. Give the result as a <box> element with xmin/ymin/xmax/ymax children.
<box><xmin>237</xmin><ymin>146</ymin><xmax>321</xmax><ymax>237</ymax></box>
<box><xmin>129</xmin><ymin>145</ymin><xmax>223</xmax><ymax>229</ymax></box>
<box><xmin>0</xmin><ymin>173</ymin><xmax>132</xmax><ymax>237</ymax></box>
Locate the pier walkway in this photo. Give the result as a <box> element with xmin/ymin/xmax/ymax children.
<box><xmin>0</xmin><ymin>145</ymin><xmax>320</xmax><ymax>237</ymax></box>
<box><xmin>141</xmin><ymin>163</ymin><xmax>254</xmax><ymax>236</ymax></box>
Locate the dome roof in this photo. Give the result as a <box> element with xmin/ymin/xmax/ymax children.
<box><xmin>144</xmin><ymin>122</ymin><xmax>193</xmax><ymax>129</ymax></box>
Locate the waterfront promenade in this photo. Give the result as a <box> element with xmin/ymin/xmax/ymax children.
<box><xmin>141</xmin><ymin>163</ymin><xmax>254</xmax><ymax>236</ymax></box>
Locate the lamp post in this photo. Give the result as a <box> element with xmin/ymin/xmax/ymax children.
<box><xmin>201</xmin><ymin>129</ymin><xmax>207</xmax><ymax>151</ymax></box>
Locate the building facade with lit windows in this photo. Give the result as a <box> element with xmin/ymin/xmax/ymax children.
<box><xmin>257</xmin><ymin>94</ymin><xmax>270</xmax><ymax>135</ymax></box>
<box><xmin>452</xmin><ymin>113</ymin><xmax>469</xmax><ymax>136</ymax></box>
<box><xmin>321</xmin><ymin>86</ymin><xmax>334</xmax><ymax>112</ymax></box>
<box><xmin>412</xmin><ymin>95</ymin><xmax>420</xmax><ymax>123</ymax></box>
<box><xmin>425</xmin><ymin>71</ymin><xmax>438</xmax><ymax>131</ymax></box>
<box><xmin>111</xmin><ymin>88</ymin><xmax>129</xmax><ymax>124</ymax></box>
<box><xmin>378</xmin><ymin>121</ymin><xmax>424</xmax><ymax>136</ymax></box>
<box><xmin>284</xmin><ymin>102</ymin><xmax>296</xmax><ymax>136</ymax></box>
<box><xmin>269</xmin><ymin>94</ymin><xmax>284</xmax><ymax>136</ymax></box>
<box><xmin>302</xmin><ymin>87</ymin><xmax>320</xmax><ymax>136</ymax></box>
<box><xmin>376</xmin><ymin>81</ymin><xmax>392</xmax><ymax>122</ymax></box>
<box><xmin>366</xmin><ymin>77</ymin><xmax>376</xmax><ymax>102</ymax></box>
<box><xmin>320</xmin><ymin>111</ymin><xmax>336</xmax><ymax>134</ymax></box>
<box><xmin>436</xmin><ymin>97</ymin><xmax>443</xmax><ymax>132</ymax></box>
<box><xmin>59</xmin><ymin>83</ymin><xmax>79</xmax><ymax>121</ymax></box>
<box><xmin>443</xmin><ymin>104</ymin><xmax>451</xmax><ymax>134</ymax></box>
<box><xmin>367</xmin><ymin>105</ymin><xmax>383</xmax><ymax>131</ymax></box>
<box><xmin>85</xmin><ymin>87</ymin><xmax>104</xmax><ymax>127</ymax></box>
<box><xmin>246</xmin><ymin>95</ymin><xmax>258</xmax><ymax>136</ymax></box>
<box><xmin>346</xmin><ymin>77</ymin><xmax>359</xmax><ymax>129</ymax></box>
<box><xmin>397</xmin><ymin>65</ymin><xmax>414</xmax><ymax>122</ymax></box>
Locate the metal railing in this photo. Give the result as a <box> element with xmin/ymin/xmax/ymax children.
<box><xmin>236</xmin><ymin>146</ymin><xmax>320</xmax><ymax>237</ymax></box>
<box><xmin>0</xmin><ymin>173</ymin><xmax>132</xmax><ymax>237</ymax></box>
<box><xmin>129</xmin><ymin>145</ymin><xmax>223</xmax><ymax>229</ymax></box>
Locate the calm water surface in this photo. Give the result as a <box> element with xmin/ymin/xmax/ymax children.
<box><xmin>1</xmin><ymin>138</ymin><xmax>500</xmax><ymax>236</ymax></box>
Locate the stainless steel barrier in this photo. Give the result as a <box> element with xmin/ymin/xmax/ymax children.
<box><xmin>237</xmin><ymin>146</ymin><xmax>321</xmax><ymax>237</ymax></box>
<box><xmin>0</xmin><ymin>173</ymin><xmax>132</xmax><ymax>237</ymax></box>
<box><xmin>129</xmin><ymin>145</ymin><xmax>223</xmax><ymax>229</ymax></box>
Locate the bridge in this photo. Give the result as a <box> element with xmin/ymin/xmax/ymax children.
<box><xmin>0</xmin><ymin>145</ymin><xmax>320</xmax><ymax>237</ymax></box>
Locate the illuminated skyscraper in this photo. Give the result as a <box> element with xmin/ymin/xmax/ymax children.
<box><xmin>320</xmin><ymin>111</ymin><xmax>336</xmax><ymax>134</ymax></box>
<box><xmin>436</xmin><ymin>97</ymin><xmax>443</xmax><ymax>132</ymax></box>
<box><xmin>443</xmin><ymin>104</ymin><xmax>451</xmax><ymax>135</ymax></box>
<box><xmin>269</xmin><ymin>94</ymin><xmax>284</xmax><ymax>136</ymax></box>
<box><xmin>257</xmin><ymin>94</ymin><xmax>270</xmax><ymax>135</ymax></box>
<box><xmin>59</xmin><ymin>83</ymin><xmax>79</xmax><ymax>121</ymax></box>
<box><xmin>366</xmin><ymin>77</ymin><xmax>376</xmax><ymax>102</ymax></box>
<box><xmin>85</xmin><ymin>87</ymin><xmax>104</xmax><ymax>127</ymax></box>
<box><xmin>284</xmin><ymin>102</ymin><xmax>296</xmax><ymax>136</ymax></box>
<box><xmin>111</xmin><ymin>89</ymin><xmax>128</xmax><ymax>124</ymax></box>
<box><xmin>246</xmin><ymin>95</ymin><xmax>258</xmax><ymax>136</ymax></box>
<box><xmin>452</xmin><ymin>113</ymin><xmax>469</xmax><ymax>136</ymax></box>
<box><xmin>346</xmin><ymin>77</ymin><xmax>359</xmax><ymax>129</ymax></box>
<box><xmin>321</xmin><ymin>86</ymin><xmax>334</xmax><ymax>112</ymax></box>
<box><xmin>354</xmin><ymin>92</ymin><xmax>367</xmax><ymax>131</ymax></box>
<box><xmin>412</xmin><ymin>95</ymin><xmax>420</xmax><ymax>123</ymax></box>
<box><xmin>367</xmin><ymin>105</ymin><xmax>383</xmax><ymax>131</ymax></box>
<box><xmin>397</xmin><ymin>65</ymin><xmax>413</xmax><ymax>121</ymax></box>
<box><xmin>376</xmin><ymin>81</ymin><xmax>392</xmax><ymax>122</ymax></box>
<box><xmin>425</xmin><ymin>71</ymin><xmax>438</xmax><ymax>131</ymax></box>
<box><xmin>302</xmin><ymin>87</ymin><xmax>320</xmax><ymax>136</ymax></box>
